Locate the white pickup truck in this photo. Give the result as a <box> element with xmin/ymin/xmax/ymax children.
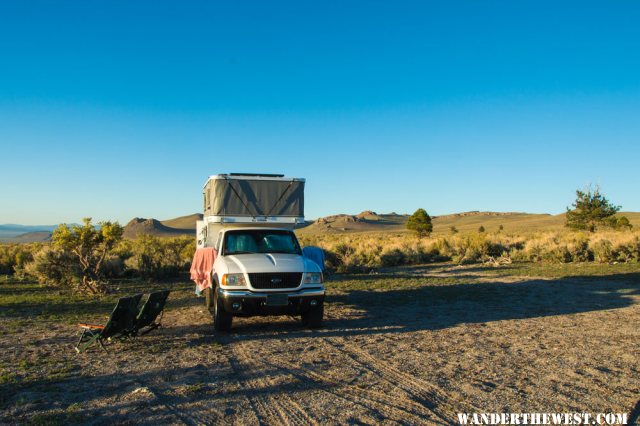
<box><xmin>196</xmin><ymin>174</ymin><xmax>325</xmax><ymax>331</ymax></box>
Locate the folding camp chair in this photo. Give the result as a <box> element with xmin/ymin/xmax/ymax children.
<box><xmin>75</xmin><ymin>294</ymin><xmax>142</xmax><ymax>353</ymax></box>
<box><xmin>130</xmin><ymin>290</ymin><xmax>170</xmax><ymax>336</ymax></box>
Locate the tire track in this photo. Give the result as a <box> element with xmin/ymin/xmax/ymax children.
<box><xmin>324</xmin><ymin>336</ymin><xmax>479</xmax><ymax>422</ymax></box>
<box><xmin>131</xmin><ymin>382</ymin><xmax>198</xmax><ymax>426</ymax></box>
<box><xmin>228</xmin><ymin>341</ymin><xmax>319</xmax><ymax>426</ymax></box>
<box><xmin>270</xmin><ymin>354</ymin><xmax>447</xmax><ymax>424</ymax></box>
<box><xmin>230</xmin><ymin>337</ymin><xmax>441</xmax><ymax>424</ymax></box>
<box><xmin>140</xmin><ymin>367</ymin><xmax>229</xmax><ymax>425</ymax></box>
<box><xmin>227</xmin><ymin>352</ymin><xmax>285</xmax><ymax>425</ymax></box>
<box><xmin>223</xmin><ymin>323</ymin><xmax>472</xmax><ymax>424</ymax></box>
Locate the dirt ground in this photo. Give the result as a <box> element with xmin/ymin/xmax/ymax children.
<box><xmin>1</xmin><ymin>263</ymin><xmax>639</xmax><ymax>425</ymax></box>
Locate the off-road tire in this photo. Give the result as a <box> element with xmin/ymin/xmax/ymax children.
<box><xmin>212</xmin><ymin>286</ymin><xmax>233</xmax><ymax>332</ymax></box>
<box><xmin>204</xmin><ymin>287</ymin><xmax>214</xmax><ymax>312</ymax></box>
<box><xmin>302</xmin><ymin>304</ymin><xmax>324</xmax><ymax>328</ymax></box>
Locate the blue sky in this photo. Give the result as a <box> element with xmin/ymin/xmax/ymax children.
<box><xmin>1</xmin><ymin>1</ymin><xmax>639</xmax><ymax>225</ymax></box>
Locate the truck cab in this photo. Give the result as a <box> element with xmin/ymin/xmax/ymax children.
<box><xmin>194</xmin><ymin>174</ymin><xmax>325</xmax><ymax>331</ymax></box>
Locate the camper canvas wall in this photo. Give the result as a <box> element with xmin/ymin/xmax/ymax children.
<box><xmin>202</xmin><ymin>174</ymin><xmax>305</xmax><ymax>218</ymax></box>
<box><xmin>198</xmin><ymin>174</ymin><xmax>306</xmax><ymax>248</ymax></box>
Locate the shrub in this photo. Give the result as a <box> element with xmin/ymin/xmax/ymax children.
<box><xmin>328</xmin><ymin>242</ymin><xmax>361</xmax><ymax>273</ymax></box>
<box><xmin>591</xmin><ymin>240</ymin><xmax>615</xmax><ymax>263</ymax></box>
<box><xmin>567</xmin><ymin>235</ymin><xmax>593</xmax><ymax>262</ymax></box>
<box><xmin>401</xmin><ymin>243</ymin><xmax>435</xmax><ymax>264</ymax></box>
<box><xmin>125</xmin><ymin>235</ymin><xmax>194</xmax><ymax>278</ymax></box>
<box><xmin>380</xmin><ymin>249</ymin><xmax>406</xmax><ymax>267</ymax></box>
<box><xmin>12</xmin><ymin>248</ymin><xmax>35</xmax><ymax>278</ymax></box>
<box><xmin>24</xmin><ymin>247</ymin><xmax>79</xmax><ymax>288</ymax></box>
<box><xmin>0</xmin><ymin>244</ymin><xmax>40</xmax><ymax>275</ymax></box>
<box><xmin>101</xmin><ymin>255</ymin><xmax>125</xmax><ymax>278</ymax></box>
<box><xmin>298</xmin><ymin>229</ymin><xmax>640</xmax><ymax>270</ymax></box>
<box><xmin>321</xmin><ymin>249</ymin><xmax>342</xmax><ymax>273</ymax></box>
<box><xmin>614</xmin><ymin>216</ymin><xmax>633</xmax><ymax>230</ymax></box>
<box><xmin>433</xmin><ymin>238</ymin><xmax>453</xmax><ymax>258</ymax></box>
<box><xmin>542</xmin><ymin>245</ymin><xmax>572</xmax><ymax>263</ymax></box>
<box><xmin>612</xmin><ymin>237</ymin><xmax>640</xmax><ymax>262</ymax></box>
<box><xmin>51</xmin><ymin>218</ymin><xmax>124</xmax><ymax>294</ymax></box>
<box><xmin>125</xmin><ymin>235</ymin><xmax>164</xmax><ymax>278</ymax></box>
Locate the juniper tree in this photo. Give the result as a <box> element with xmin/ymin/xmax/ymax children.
<box><xmin>406</xmin><ymin>208</ymin><xmax>433</xmax><ymax>237</ymax></box>
<box><xmin>565</xmin><ymin>187</ymin><xmax>621</xmax><ymax>232</ymax></box>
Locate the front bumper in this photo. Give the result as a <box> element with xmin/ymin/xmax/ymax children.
<box><xmin>218</xmin><ymin>287</ymin><xmax>325</xmax><ymax>316</ymax></box>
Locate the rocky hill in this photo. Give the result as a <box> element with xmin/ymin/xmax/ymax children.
<box><xmin>159</xmin><ymin>213</ymin><xmax>203</xmax><ymax>231</ymax></box>
<box><xmin>122</xmin><ymin>217</ymin><xmax>193</xmax><ymax>239</ymax></box>
<box><xmin>302</xmin><ymin>211</ymin><xmax>409</xmax><ymax>233</ymax></box>
<box><xmin>298</xmin><ymin>210</ymin><xmax>569</xmax><ymax>234</ymax></box>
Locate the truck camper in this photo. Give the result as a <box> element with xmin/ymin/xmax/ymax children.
<box><xmin>191</xmin><ymin>173</ymin><xmax>325</xmax><ymax>331</ymax></box>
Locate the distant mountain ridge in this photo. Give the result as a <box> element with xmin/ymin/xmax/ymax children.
<box><xmin>301</xmin><ymin>210</ymin><xmax>550</xmax><ymax>234</ymax></box>
<box><xmin>0</xmin><ymin>215</ymin><xmax>203</xmax><ymax>242</ymax></box>
<box><xmin>431</xmin><ymin>211</ymin><xmax>547</xmax><ymax>219</ymax></box>
<box><xmin>300</xmin><ymin>210</ymin><xmax>640</xmax><ymax>234</ymax></box>
<box><xmin>5</xmin><ymin>231</ymin><xmax>53</xmax><ymax>243</ymax></box>
<box><xmin>2</xmin><ymin>211</ymin><xmax>639</xmax><ymax>241</ymax></box>
<box><xmin>0</xmin><ymin>224</ymin><xmax>58</xmax><ymax>239</ymax></box>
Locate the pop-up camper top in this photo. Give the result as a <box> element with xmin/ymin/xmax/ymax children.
<box><xmin>197</xmin><ymin>173</ymin><xmax>305</xmax><ymax>248</ymax></box>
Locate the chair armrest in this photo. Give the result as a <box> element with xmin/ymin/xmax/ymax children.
<box><xmin>78</xmin><ymin>324</ymin><xmax>105</xmax><ymax>329</ymax></box>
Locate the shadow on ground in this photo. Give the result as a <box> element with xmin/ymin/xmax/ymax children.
<box><xmin>0</xmin><ymin>361</ymin><xmax>321</xmax><ymax>425</ymax></box>
<box><xmin>220</xmin><ymin>272</ymin><xmax>640</xmax><ymax>341</ymax></box>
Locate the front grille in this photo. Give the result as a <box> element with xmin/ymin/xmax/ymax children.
<box><xmin>248</xmin><ymin>272</ymin><xmax>302</xmax><ymax>289</ymax></box>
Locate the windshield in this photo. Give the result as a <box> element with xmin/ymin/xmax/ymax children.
<box><xmin>222</xmin><ymin>229</ymin><xmax>302</xmax><ymax>255</ymax></box>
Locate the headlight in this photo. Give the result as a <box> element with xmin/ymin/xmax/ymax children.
<box><xmin>302</xmin><ymin>272</ymin><xmax>323</xmax><ymax>284</ymax></box>
<box><xmin>222</xmin><ymin>273</ymin><xmax>247</xmax><ymax>286</ymax></box>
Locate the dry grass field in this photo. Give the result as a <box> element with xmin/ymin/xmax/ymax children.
<box><xmin>1</xmin><ymin>262</ymin><xmax>639</xmax><ymax>425</ymax></box>
<box><xmin>297</xmin><ymin>212</ymin><xmax>640</xmax><ymax>235</ymax></box>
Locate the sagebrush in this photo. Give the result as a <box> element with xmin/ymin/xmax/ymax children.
<box><xmin>299</xmin><ymin>229</ymin><xmax>640</xmax><ymax>272</ymax></box>
<box><xmin>2</xmin><ymin>229</ymin><xmax>639</xmax><ymax>285</ymax></box>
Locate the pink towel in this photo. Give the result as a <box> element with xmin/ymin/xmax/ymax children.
<box><xmin>190</xmin><ymin>247</ymin><xmax>217</xmax><ymax>291</ymax></box>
